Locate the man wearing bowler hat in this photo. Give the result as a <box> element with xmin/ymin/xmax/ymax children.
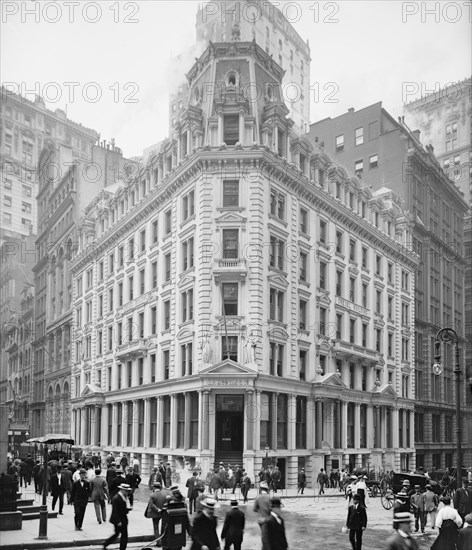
<box><xmin>104</xmin><ymin>483</ymin><xmax>132</xmax><ymax>550</ymax></box>
<box><xmin>190</xmin><ymin>498</ymin><xmax>220</xmax><ymax>550</ymax></box>
<box><xmin>386</xmin><ymin>512</ymin><xmax>418</xmax><ymax>550</ymax></box>
<box><xmin>346</xmin><ymin>494</ymin><xmax>367</xmax><ymax>550</ymax></box>
<box><xmin>221</xmin><ymin>499</ymin><xmax>245</xmax><ymax>550</ymax></box>
<box><xmin>145</xmin><ymin>482</ymin><xmax>172</xmax><ymax>546</ymax></box>
<box><xmin>70</xmin><ymin>468</ymin><xmax>90</xmax><ymax>531</ymax></box>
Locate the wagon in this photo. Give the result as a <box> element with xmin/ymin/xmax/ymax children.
<box><xmin>379</xmin><ymin>472</ymin><xmax>443</xmax><ymax>510</ymax></box>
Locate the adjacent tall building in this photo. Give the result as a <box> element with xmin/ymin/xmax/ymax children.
<box><xmin>310</xmin><ymin>102</ymin><xmax>470</xmax><ymax>468</ymax></box>
<box><xmin>69</xmin><ymin>38</ymin><xmax>418</xmax><ymax>486</ymax></box>
<box><xmin>31</xmin><ymin>139</ymin><xmax>129</xmax><ymax>437</ymax></box>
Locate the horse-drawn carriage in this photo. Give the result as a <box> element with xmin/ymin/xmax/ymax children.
<box><xmin>379</xmin><ymin>472</ymin><xmax>444</xmax><ymax>510</ymax></box>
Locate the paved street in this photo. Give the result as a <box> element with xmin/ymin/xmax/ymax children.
<box><xmin>2</xmin><ymin>483</ymin><xmax>440</xmax><ymax>549</ymax></box>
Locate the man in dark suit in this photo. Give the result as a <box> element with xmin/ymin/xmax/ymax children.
<box><xmin>191</xmin><ymin>498</ymin><xmax>220</xmax><ymax>550</ymax></box>
<box><xmin>70</xmin><ymin>468</ymin><xmax>90</xmax><ymax>530</ymax></box>
<box><xmin>50</xmin><ymin>464</ymin><xmax>66</xmax><ymax>515</ymax></box>
<box><xmin>61</xmin><ymin>465</ymin><xmax>73</xmax><ymax>505</ymax></box>
<box><xmin>110</xmin><ymin>468</ymin><xmax>127</xmax><ymax>502</ymax></box>
<box><xmin>145</xmin><ymin>482</ymin><xmax>172</xmax><ymax>544</ymax></box>
<box><xmin>385</xmin><ymin>513</ymin><xmax>419</xmax><ymax>550</ymax></box>
<box><xmin>454</xmin><ymin>482</ymin><xmax>472</xmax><ymax>523</ymax></box>
<box><xmin>104</xmin><ymin>483</ymin><xmax>132</xmax><ymax>550</ymax></box>
<box><xmin>221</xmin><ymin>499</ymin><xmax>245</xmax><ymax>550</ymax></box>
<box><xmin>186</xmin><ymin>471</ymin><xmax>201</xmax><ymax>514</ymax></box>
<box><xmin>458</xmin><ymin>513</ymin><xmax>472</xmax><ymax>550</ymax></box>
<box><xmin>346</xmin><ymin>494</ymin><xmax>367</xmax><ymax>550</ymax></box>
<box><xmin>261</xmin><ymin>498</ymin><xmax>288</xmax><ymax>550</ymax></box>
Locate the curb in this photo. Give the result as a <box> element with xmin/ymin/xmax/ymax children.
<box><xmin>2</xmin><ymin>534</ymin><xmax>155</xmax><ymax>550</ymax></box>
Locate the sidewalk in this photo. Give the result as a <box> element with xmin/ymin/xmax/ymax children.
<box><xmin>1</xmin><ymin>483</ymin><xmax>346</xmax><ymax>549</ymax></box>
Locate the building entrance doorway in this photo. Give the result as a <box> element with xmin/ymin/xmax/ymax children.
<box><xmin>215</xmin><ymin>395</ymin><xmax>244</xmax><ymax>454</ymax></box>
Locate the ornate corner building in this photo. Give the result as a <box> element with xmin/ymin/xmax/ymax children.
<box><xmin>69</xmin><ymin>39</ymin><xmax>419</xmax><ymax>486</ymax></box>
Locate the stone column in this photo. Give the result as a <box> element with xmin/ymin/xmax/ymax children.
<box><xmin>354</xmin><ymin>404</ymin><xmax>361</xmax><ymax>449</ymax></box>
<box><xmin>217</xmin><ymin>111</ymin><xmax>223</xmax><ymax>144</ymax></box>
<box><xmin>184</xmin><ymin>393</ymin><xmax>191</xmax><ymax>450</ymax></box>
<box><xmin>112</xmin><ymin>403</ymin><xmax>118</xmax><ymax>447</ymax></box>
<box><xmin>409</xmin><ymin>409</ymin><xmax>414</xmax><ymax>449</ymax></box>
<box><xmin>380</xmin><ymin>407</ymin><xmax>387</xmax><ymax>449</ymax></box>
<box><xmin>71</xmin><ymin>408</ymin><xmax>76</xmax><ymax>444</ymax></box>
<box><xmin>90</xmin><ymin>406</ymin><xmax>97</xmax><ymax>446</ymax></box>
<box><xmin>101</xmin><ymin>404</ymin><xmax>109</xmax><ymax>446</ymax></box>
<box><xmin>271</xmin><ymin>393</ymin><xmax>278</xmax><ymax>451</ymax></box>
<box><xmin>239</xmin><ymin>109</ymin><xmax>245</xmax><ymax>145</ymax></box>
<box><xmin>287</xmin><ymin>394</ymin><xmax>296</xmax><ymax>451</ymax></box>
<box><xmin>254</xmin><ymin>391</ymin><xmax>261</xmax><ymax>451</ymax></box>
<box><xmin>202</xmin><ymin>391</ymin><xmax>210</xmax><ymax>450</ymax></box>
<box><xmin>132</xmin><ymin>400</ymin><xmax>139</xmax><ymax>448</ymax></box>
<box><xmin>315</xmin><ymin>401</ymin><xmax>323</xmax><ymax>448</ymax></box>
<box><xmin>144</xmin><ymin>397</ymin><xmax>151</xmax><ymax>448</ymax></box>
<box><xmin>341</xmin><ymin>401</ymin><xmax>348</xmax><ymax>449</ymax></box>
<box><xmin>80</xmin><ymin>407</ymin><xmax>87</xmax><ymax>445</ymax></box>
<box><xmin>392</xmin><ymin>407</ymin><xmax>399</xmax><ymax>449</ymax></box>
<box><xmin>157</xmin><ymin>396</ymin><xmax>163</xmax><ymax>449</ymax></box>
<box><xmin>170</xmin><ymin>394</ymin><xmax>177</xmax><ymax>450</ymax></box>
<box><xmin>366</xmin><ymin>405</ymin><xmax>374</xmax><ymax>449</ymax></box>
<box><xmin>198</xmin><ymin>391</ymin><xmax>203</xmax><ymax>451</ymax></box>
<box><xmin>307</xmin><ymin>396</ymin><xmax>315</xmax><ymax>449</ymax></box>
<box><xmin>122</xmin><ymin>402</ymin><xmax>128</xmax><ymax>447</ymax></box>
<box><xmin>245</xmin><ymin>390</ymin><xmax>254</xmax><ymax>451</ymax></box>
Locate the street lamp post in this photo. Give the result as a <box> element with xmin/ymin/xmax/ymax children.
<box><xmin>36</xmin><ymin>443</ymin><xmax>49</xmax><ymax>540</ymax></box>
<box><xmin>432</xmin><ymin>327</ymin><xmax>462</xmax><ymax>491</ymax></box>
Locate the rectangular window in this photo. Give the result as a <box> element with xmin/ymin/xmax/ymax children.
<box><xmin>270</xmin><ymin>190</ymin><xmax>285</xmax><ymax>219</ymax></box>
<box><xmin>222</xmin><ymin>283</ymin><xmax>238</xmax><ymax>315</ymax></box>
<box><xmin>223</xmin><ymin>180</ymin><xmax>239</xmax><ymax>207</ymax></box>
<box><xmin>269</xmin><ymin>236</ymin><xmax>285</xmax><ymax>270</ymax></box>
<box><xmin>349</xmin><ymin>318</ymin><xmax>356</xmax><ymax>344</ymax></box>
<box><xmin>140</xmin><ymin>229</ymin><xmax>146</xmax><ymax>252</ymax></box>
<box><xmin>336</xmin><ymin>230</ymin><xmax>343</xmax><ymax>254</ymax></box>
<box><xmin>182</xmin><ymin>190</ymin><xmax>195</xmax><ymax>220</ymax></box>
<box><xmin>319</xmin><ymin>308</ymin><xmax>327</xmax><ymax>335</ymax></box>
<box><xmin>355</xmin><ymin>127</ymin><xmax>364</xmax><ymax>145</ymax></box>
<box><xmin>362</xmin><ymin>283</ymin><xmax>368</xmax><ymax>308</ymax></box>
<box><xmin>98</xmin><ymin>294</ymin><xmax>103</xmax><ymax>317</ymax></box>
<box><xmin>355</xmin><ymin>159</ymin><xmax>364</xmax><ymax>174</ymax></box>
<box><xmin>223</xmin><ymin>114</ymin><xmax>239</xmax><ymax>145</ymax></box>
<box><xmin>362</xmin><ymin>323</ymin><xmax>367</xmax><ymax>347</ymax></box>
<box><xmin>152</xmin><ymin>261</ymin><xmax>158</xmax><ymax>288</ymax></box>
<box><xmin>222</xmin><ymin>229</ymin><xmax>238</xmax><ymax>259</ymax></box>
<box><xmin>163</xmin><ymin>350</ymin><xmax>170</xmax><ymax>380</ymax></box>
<box><xmin>350</xmin><ymin>277</ymin><xmax>356</xmax><ymax>302</ymax></box>
<box><xmin>222</xmin><ymin>336</ymin><xmax>238</xmax><ymax>361</ymax></box>
<box><xmin>376</xmin><ymin>290</ymin><xmax>381</xmax><ymax>314</ymax></box>
<box><xmin>151</xmin><ymin>306</ymin><xmax>157</xmax><ymax>334</ymax></box>
<box><xmin>300</xmin><ymin>208</ymin><xmax>308</xmax><ymax>233</ymax></box>
<box><xmin>128</xmin><ymin>238</ymin><xmax>135</xmax><ymax>260</ymax></box>
<box><xmin>387</xmin><ymin>262</ymin><xmax>393</xmax><ymax>283</ymax></box>
<box><xmin>335</xmin><ymin>134</ymin><xmax>344</xmax><ymax>152</ymax></box>
<box><xmin>129</xmin><ymin>276</ymin><xmax>134</xmax><ymax>301</ymax></box>
<box><xmin>369</xmin><ymin>154</ymin><xmax>378</xmax><ymax>168</ymax></box>
<box><xmin>299</xmin><ymin>252</ymin><xmax>307</xmax><ymax>281</ymax></box>
<box><xmin>349</xmin><ymin>239</ymin><xmax>356</xmax><ymax>261</ymax></box>
<box><xmin>319</xmin><ymin>219</ymin><xmax>327</xmax><ymax>243</ymax></box>
<box><xmin>118</xmin><ymin>246</ymin><xmax>124</xmax><ymax>267</ymax></box>
<box><xmin>165</xmin><ymin>209</ymin><xmax>172</xmax><ymax>234</ymax></box>
<box><xmin>109</xmin><ymin>288</ymin><xmax>114</xmax><ymax>310</ymax></box>
<box><xmin>299</xmin><ymin>300</ymin><xmax>307</xmax><ymax>330</ymax></box>
<box><xmin>164</xmin><ymin>253</ymin><xmax>171</xmax><ymax>282</ymax></box>
<box><xmin>269</xmin><ymin>288</ymin><xmax>284</xmax><ymax>321</ymax></box>
<box><xmin>182</xmin><ymin>237</ymin><xmax>194</xmax><ymax>271</ymax></box>
<box><xmin>109</xmin><ymin>252</ymin><xmax>115</xmax><ymax>274</ymax></box>
<box><xmin>152</xmin><ymin>219</ymin><xmax>158</xmax><ymax>243</ymax></box>
<box><xmin>375</xmin><ymin>255</ymin><xmax>382</xmax><ymax>275</ymax></box>
<box><xmin>139</xmin><ymin>269</ymin><xmax>145</xmax><ymax>294</ymax></box>
<box><xmin>336</xmin><ymin>270</ymin><xmax>343</xmax><ymax>296</ymax></box>
<box><xmin>164</xmin><ymin>300</ymin><xmax>170</xmax><ymax>330</ymax></box>
<box><xmin>138</xmin><ymin>312</ymin><xmax>144</xmax><ymax>339</ymax></box>
<box><xmin>319</xmin><ymin>261</ymin><xmax>327</xmax><ymax>289</ymax></box>
<box><xmin>362</xmin><ymin>247</ymin><xmax>368</xmax><ymax>268</ymax></box>
<box><xmin>98</xmin><ymin>260</ymin><xmax>104</xmax><ymax>282</ymax></box>
<box><xmin>376</xmin><ymin>329</ymin><xmax>382</xmax><ymax>352</ymax></box>
<box><xmin>336</xmin><ymin>314</ymin><xmax>343</xmax><ymax>340</ymax></box>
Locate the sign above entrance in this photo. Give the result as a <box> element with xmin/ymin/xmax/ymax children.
<box><xmin>217</xmin><ymin>395</ymin><xmax>244</xmax><ymax>412</ymax></box>
<box><xmin>212</xmin><ymin>378</ymin><xmax>251</xmax><ymax>387</ymax></box>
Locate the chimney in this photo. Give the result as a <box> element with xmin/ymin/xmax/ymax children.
<box><xmin>348</xmin><ymin>107</ymin><xmax>354</xmax><ymax>113</ymax></box>
<box><xmin>412</xmin><ymin>130</ymin><xmax>421</xmax><ymax>141</ymax></box>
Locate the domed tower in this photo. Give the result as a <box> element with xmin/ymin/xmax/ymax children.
<box><xmin>175</xmin><ymin>37</ymin><xmax>294</xmax><ymax>155</ymax></box>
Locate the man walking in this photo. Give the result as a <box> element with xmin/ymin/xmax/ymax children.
<box><xmin>165</xmin><ymin>462</ymin><xmax>172</xmax><ymax>488</ymax></box>
<box><xmin>254</xmin><ymin>483</ymin><xmax>271</xmax><ymax>528</ymax></box>
<box><xmin>145</xmin><ymin>482</ymin><xmax>172</xmax><ymax>545</ymax></box>
<box><xmin>317</xmin><ymin>468</ymin><xmax>327</xmax><ymax>495</ymax></box>
<box><xmin>125</xmin><ymin>466</ymin><xmax>141</xmax><ymax>508</ymax></box>
<box><xmin>104</xmin><ymin>483</ymin><xmax>132</xmax><ymax>550</ymax></box>
<box><xmin>421</xmin><ymin>484</ymin><xmax>439</xmax><ymax>530</ymax></box>
<box><xmin>186</xmin><ymin>471</ymin><xmax>200</xmax><ymax>514</ymax></box>
<box><xmin>90</xmin><ymin>468</ymin><xmax>108</xmax><ymax>524</ymax></box>
<box><xmin>190</xmin><ymin>498</ymin><xmax>220</xmax><ymax>550</ymax></box>
<box><xmin>386</xmin><ymin>513</ymin><xmax>418</xmax><ymax>550</ymax></box>
<box><xmin>240</xmin><ymin>470</ymin><xmax>251</xmax><ymax>504</ymax></box>
<box><xmin>221</xmin><ymin>499</ymin><xmax>245</xmax><ymax>550</ymax></box>
<box><xmin>261</xmin><ymin>497</ymin><xmax>288</xmax><ymax>550</ymax></box>
<box><xmin>50</xmin><ymin>465</ymin><xmax>66</xmax><ymax>515</ymax></box>
<box><xmin>70</xmin><ymin>468</ymin><xmax>90</xmax><ymax>531</ymax></box>
<box><xmin>297</xmin><ymin>468</ymin><xmax>306</xmax><ymax>495</ymax></box>
<box><xmin>346</xmin><ymin>494</ymin><xmax>367</xmax><ymax>550</ymax></box>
